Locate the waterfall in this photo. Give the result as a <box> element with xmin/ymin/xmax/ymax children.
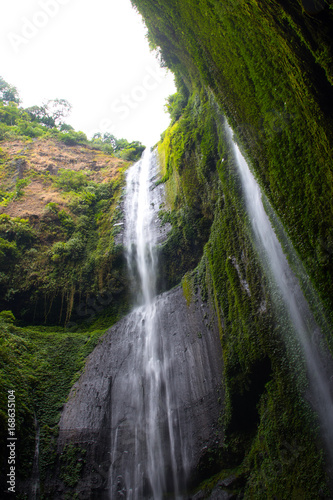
<box><xmin>110</xmin><ymin>149</ymin><xmax>185</xmax><ymax>499</ymax></box>
<box><xmin>226</xmin><ymin>124</ymin><xmax>333</xmax><ymax>470</ymax></box>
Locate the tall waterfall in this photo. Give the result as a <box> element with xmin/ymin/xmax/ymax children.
<box><xmin>226</xmin><ymin>125</ymin><xmax>333</xmax><ymax>471</ymax></box>
<box><xmin>111</xmin><ymin>149</ymin><xmax>185</xmax><ymax>498</ymax></box>
<box><xmin>56</xmin><ymin>146</ymin><xmax>224</xmax><ymax>499</ymax></box>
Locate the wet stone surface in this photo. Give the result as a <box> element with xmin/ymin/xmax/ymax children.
<box><xmin>50</xmin><ymin>286</ymin><xmax>224</xmax><ymax>499</ymax></box>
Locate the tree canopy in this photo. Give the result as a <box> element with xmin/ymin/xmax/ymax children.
<box><xmin>0</xmin><ymin>76</ymin><xmax>20</xmax><ymax>105</ymax></box>
<box><xmin>0</xmin><ymin>75</ymin><xmax>145</xmax><ymax>159</ymax></box>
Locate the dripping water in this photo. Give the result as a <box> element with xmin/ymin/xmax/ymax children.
<box><xmin>226</xmin><ymin>124</ymin><xmax>333</xmax><ymax>471</ymax></box>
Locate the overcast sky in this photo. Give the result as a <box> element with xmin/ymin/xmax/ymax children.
<box><xmin>0</xmin><ymin>0</ymin><xmax>176</xmax><ymax>146</ymax></box>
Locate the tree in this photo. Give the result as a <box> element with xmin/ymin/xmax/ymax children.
<box><xmin>26</xmin><ymin>104</ymin><xmax>49</xmax><ymax>124</ymax></box>
<box><xmin>26</xmin><ymin>99</ymin><xmax>72</xmax><ymax>129</ymax></box>
<box><xmin>0</xmin><ymin>77</ymin><xmax>20</xmax><ymax>105</ymax></box>
<box><xmin>102</xmin><ymin>133</ymin><xmax>117</xmax><ymax>150</ymax></box>
<box><xmin>0</xmin><ymin>101</ymin><xmax>21</xmax><ymax>126</ymax></box>
<box><xmin>46</xmin><ymin>99</ymin><xmax>72</xmax><ymax>126</ymax></box>
<box><xmin>60</xmin><ymin>123</ymin><xmax>75</xmax><ymax>132</ymax></box>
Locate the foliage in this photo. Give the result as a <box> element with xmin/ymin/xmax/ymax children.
<box><xmin>0</xmin><ymin>77</ymin><xmax>142</xmax><ymax>494</ymax></box>
<box><xmin>0</xmin><ymin>75</ymin><xmax>144</xmax><ymax>326</ymax></box>
<box><xmin>132</xmin><ymin>0</ymin><xmax>333</xmax><ymax>323</ymax></box>
<box><xmin>0</xmin><ymin>75</ymin><xmax>145</xmax><ymax>159</ymax></box>
<box><xmin>156</xmin><ymin>81</ymin><xmax>330</xmax><ymax>496</ymax></box>
<box><xmin>0</xmin><ymin>309</ymin><xmax>123</xmax><ymax>489</ymax></box>
<box><xmin>130</xmin><ymin>1</ymin><xmax>333</xmax><ymax>492</ymax></box>
<box><xmin>0</xmin><ymin>76</ymin><xmax>20</xmax><ymax>104</ymax></box>
<box><xmin>0</xmin><ymin>165</ymin><xmax>129</xmax><ymax>325</ymax></box>
<box><xmin>26</xmin><ymin>99</ymin><xmax>72</xmax><ymax>129</ymax></box>
<box><xmin>2</xmin><ymin>0</ymin><xmax>333</xmax><ymax>495</ymax></box>
<box><xmin>55</xmin><ymin>169</ymin><xmax>88</xmax><ymax>192</ymax></box>
<box><xmin>59</xmin><ymin>444</ymin><xmax>86</xmax><ymax>487</ymax></box>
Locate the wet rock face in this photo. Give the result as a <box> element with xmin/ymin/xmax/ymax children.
<box><xmin>50</xmin><ymin>286</ymin><xmax>224</xmax><ymax>499</ymax></box>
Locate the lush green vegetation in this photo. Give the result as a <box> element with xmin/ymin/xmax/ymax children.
<box><xmin>132</xmin><ymin>0</ymin><xmax>333</xmax><ymax>320</ymax></box>
<box><xmin>0</xmin><ymin>77</ymin><xmax>147</xmax><ymax>324</ymax></box>
<box><xmin>156</xmin><ymin>84</ymin><xmax>330</xmax><ymax>498</ymax></box>
<box><xmin>0</xmin><ymin>309</ymin><xmax>125</xmax><ymax>495</ymax></box>
<box><xmin>0</xmin><ymin>161</ymin><xmax>129</xmax><ymax>325</ymax></box>
<box><xmin>0</xmin><ymin>76</ymin><xmax>145</xmax><ymax>161</ymax></box>
<box><xmin>129</xmin><ymin>0</ymin><xmax>333</xmax><ymax>495</ymax></box>
<box><xmin>0</xmin><ymin>77</ymin><xmax>143</xmax><ymax>493</ymax></box>
<box><xmin>2</xmin><ymin>0</ymin><xmax>333</xmax><ymax>495</ymax></box>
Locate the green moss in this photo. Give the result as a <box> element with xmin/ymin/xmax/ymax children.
<box><xmin>133</xmin><ymin>0</ymin><xmax>333</xmax><ymax>323</ymax></box>
<box><xmin>59</xmin><ymin>444</ymin><xmax>86</xmax><ymax>488</ymax></box>
<box><xmin>153</xmin><ymin>77</ymin><xmax>330</xmax><ymax>494</ymax></box>
<box><xmin>0</xmin><ymin>310</ymin><xmax>122</xmax><ymax>487</ymax></box>
<box><xmin>181</xmin><ymin>271</ymin><xmax>195</xmax><ymax>306</ymax></box>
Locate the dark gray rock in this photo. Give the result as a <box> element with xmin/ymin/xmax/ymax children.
<box><xmin>190</xmin><ymin>491</ymin><xmax>206</xmax><ymax>499</ymax></box>
<box><xmin>47</xmin><ymin>285</ymin><xmax>224</xmax><ymax>498</ymax></box>
<box><xmin>208</xmin><ymin>490</ymin><xmax>234</xmax><ymax>500</ymax></box>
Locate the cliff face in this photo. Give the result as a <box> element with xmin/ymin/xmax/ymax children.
<box><xmin>49</xmin><ymin>286</ymin><xmax>224</xmax><ymax>498</ymax></box>
<box><xmin>131</xmin><ymin>0</ymin><xmax>333</xmax><ymax>318</ymax></box>
<box><xmin>127</xmin><ymin>0</ymin><xmax>333</xmax><ymax>497</ymax></box>
<box><xmin>0</xmin><ymin>138</ymin><xmax>129</xmax><ymax>324</ymax></box>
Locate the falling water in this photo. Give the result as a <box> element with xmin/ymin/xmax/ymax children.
<box><xmin>226</xmin><ymin>124</ymin><xmax>333</xmax><ymax>469</ymax></box>
<box><xmin>110</xmin><ymin>149</ymin><xmax>185</xmax><ymax>499</ymax></box>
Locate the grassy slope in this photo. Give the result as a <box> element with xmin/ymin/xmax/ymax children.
<box><xmin>0</xmin><ymin>137</ymin><xmax>130</xmax><ymax>325</ymax></box>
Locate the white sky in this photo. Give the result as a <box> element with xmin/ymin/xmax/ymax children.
<box><xmin>0</xmin><ymin>0</ymin><xmax>176</xmax><ymax>146</ymax></box>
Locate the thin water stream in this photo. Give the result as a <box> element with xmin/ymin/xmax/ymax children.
<box><xmin>226</xmin><ymin>124</ymin><xmax>333</xmax><ymax>470</ymax></box>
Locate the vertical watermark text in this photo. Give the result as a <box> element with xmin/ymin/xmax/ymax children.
<box><xmin>7</xmin><ymin>390</ymin><xmax>16</xmax><ymax>494</ymax></box>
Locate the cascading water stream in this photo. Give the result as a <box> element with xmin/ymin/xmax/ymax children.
<box><xmin>110</xmin><ymin>149</ymin><xmax>184</xmax><ymax>499</ymax></box>
<box><xmin>226</xmin><ymin>124</ymin><xmax>333</xmax><ymax>470</ymax></box>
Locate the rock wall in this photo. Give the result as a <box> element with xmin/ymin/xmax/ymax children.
<box><xmin>48</xmin><ymin>285</ymin><xmax>224</xmax><ymax>498</ymax></box>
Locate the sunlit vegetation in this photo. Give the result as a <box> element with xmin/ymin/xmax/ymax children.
<box><xmin>0</xmin><ymin>76</ymin><xmax>145</xmax><ymax>161</ymax></box>
<box><xmin>0</xmin><ymin>152</ymin><xmax>129</xmax><ymax>326</ymax></box>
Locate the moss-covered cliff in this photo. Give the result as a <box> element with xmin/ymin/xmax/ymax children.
<box><xmin>153</xmin><ymin>85</ymin><xmax>330</xmax><ymax>498</ymax></box>
<box><xmin>130</xmin><ymin>0</ymin><xmax>333</xmax><ymax>497</ymax></box>
<box><xmin>132</xmin><ymin>0</ymin><xmax>333</xmax><ymax>319</ymax></box>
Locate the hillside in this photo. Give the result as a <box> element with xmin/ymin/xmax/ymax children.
<box><xmin>0</xmin><ymin>80</ymin><xmax>145</xmax><ymax>325</ymax></box>
<box><xmin>0</xmin><ymin>138</ymin><xmax>123</xmax><ymax>219</ymax></box>
<box><xmin>0</xmin><ymin>136</ymin><xmax>129</xmax><ymax>325</ymax></box>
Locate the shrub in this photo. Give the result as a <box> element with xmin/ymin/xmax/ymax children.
<box><xmin>0</xmin><ymin>238</ymin><xmax>19</xmax><ymax>265</ymax></box>
<box><xmin>55</xmin><ymin>169</ymin><xmax>88</xmax><ymax>192</ymax></box>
